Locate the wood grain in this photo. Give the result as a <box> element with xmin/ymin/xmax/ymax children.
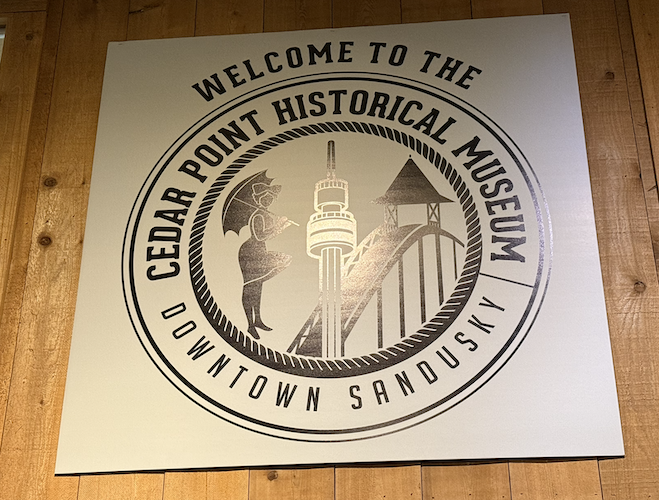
<box><xmin>628</xmin><ymin>0</ymin><xmax>659</xmax><ymax>268</ymax></box>
<box><xmin>163</xmin><ymin>471</ymin><xmax>249</xmax><ymax>500</ymax></box>
<box><xmin>509</xmin><ymin>461</ymin><xmax>603</xmax><ymax>500</ymax></box>
<box><xmin>336</xmin><ymin>465</ymin><xmax>422</xmax><ymax>500</ymax></box>
<box><xmin>401</xmin><ymin>0</ymin><xmax>471</xmax><ymax>23</ymax></box>
<box><xmin>0</xmin><ymin>0</ymin><xmax>128</xmax><ymax>498</ymax></box>
<box><xmin>616</xmin><ymin>0</ymin><xmax>659</xmax><ymax>273</ymax></box>
<box><xmin>0</xmin><ymin>0</ymin><xmax>64</xmax><ymax>453</ymax></box>
<box><xmin>127</xmin><ymin>0</ymin><xmax>196</xmax><ymax>40</ymax></box>
<box><xmin>0</xmin><ymin>10</ymin><xmax>46</xmax><ymax>439</ymax></box>
<box><xmin>0</xmin><ymin>11</ymin><xmax>44</xmax><ymax>341</ymax></box>
<box><xmin>423</xmin><ymin>463</ymin><xmax>511</xmax><ymax>500</ymax></box>
<box><xmin>196</xmin><ymin>0</ymin><xmax>264</xmax><ymax>37</ymax></box>
<box><xmin>208</xmin><ymin>471</ymin><xmax>250</xmax><ymax>500</ymax></box>
<box><xmin>250</xmin><ymin>468</ymin><xmax>333</xmax><ymax>500</ymax></box>
<box><xmin>78</xmin><ymin>474</ymin><xmax>163</xmax><ymax>500</ymax></box>
<box><xmin>0</xmin><ymin>0</ymin><xmax>47</xmax><ymax>13</ymax></box>
<box><xmin>163</xmin><ymin>472</ymin><xmax>207</xmax><ymax>499</ymax></box>
<box><xmin>628</xmin><ymin>0</ymin><xmax>659</xmax><ymax>181</ymax></box>
<box><xmin>264</xmin><ymin>0</ymin><xmax>332</xmax><ymax>32</ymax></box>
<box><xmin>333</xmin><ymin>0</ymin><xmax>401</xmax><ymax>27</ymax></box>
<box><xmin>471</xmin><ymin>0</ymin><xmax>542</xmax><ymax>17</ymax></box>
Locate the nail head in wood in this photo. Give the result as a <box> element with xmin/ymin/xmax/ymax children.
<box><xmin>605</xmin><ymin>71</ymin><xmax>615</xmax><ymax>80</ymax></box>
<box><xmin>634</xmin><ymin>281</ymin><xmax>646</xmax><ymax>293</ymax></box>
<box><xmin>38</xmin><ymin>235</ymin><xmax>52</xmax><ymax>246</ymax></box>
<box><xmin>43</xmin><ymin>177</ymin><xmax>58</xmax><ymax>187</ymax></box>
<box><xmin>267</xmin><ymin>470</ymin><xmax>278</xmax><ymax>481</ymax></box>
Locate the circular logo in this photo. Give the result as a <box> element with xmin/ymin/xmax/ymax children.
<box><xmin>123</xmin><ymin>73</ymin><xmax>550</xmax><ymax>441</ymax></box>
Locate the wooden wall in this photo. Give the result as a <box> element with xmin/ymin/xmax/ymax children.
<box><xmin>0</xmin><ymin>0</ymin><xmax>658</xmax><ymax>498</ymax></box>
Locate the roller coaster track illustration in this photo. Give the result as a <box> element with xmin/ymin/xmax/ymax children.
<box><xmin>288</xmin><ymin>222</ymin><xmax>464</xmax><ymax>357</ymax></box>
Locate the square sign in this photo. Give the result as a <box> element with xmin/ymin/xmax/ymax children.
<box><xmin>56</xmin><ymin>15</ymin><xmax>624</xmax><ymax>474</ymax></box>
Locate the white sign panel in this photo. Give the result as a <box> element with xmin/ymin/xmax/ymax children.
<box><xmin>56</xmin><ymin>15</ymin><xmax>624</xmax><ymax>474</ymax></box>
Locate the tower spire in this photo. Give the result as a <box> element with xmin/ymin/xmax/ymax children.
<box><xmin>327</xmin><ymin>140</ymin><xmax>336</xmax><ymax>179</ymax></box>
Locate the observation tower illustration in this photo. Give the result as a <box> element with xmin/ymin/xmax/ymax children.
<box><xmin>306</xmin><ymin>141</ymin><xmax>357</xmax><ymax>358</ymax></box>
<box><xmin>289</xmin><ymin>151</ymin><xmax>463</xmax><ymax>359</ymax></box>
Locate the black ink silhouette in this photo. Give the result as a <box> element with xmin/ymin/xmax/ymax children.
<box><xmin>222</xmin><ymin>171</ymin><xmax>292</xmax><ymax>339</ymax></box>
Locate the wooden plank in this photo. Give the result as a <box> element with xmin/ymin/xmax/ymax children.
<box><xmin>250</xmin><ymin>468</ymin><xmax>333</xmax><ymax>500</ymax></box>
<box><xmin>163</xmin><ymin>472</ymin><xmax>207</xmax><ymax>499</ymax></box>
<box><xmin>333</xmin><ymin>0</ymin><xmax>401</xmax><ymax>28</ymax></box>
<box><xmin>78</xmin><ymin>474</ymin><xmax>163</xmax><ymax>500</ymax></box>
<box><xmin>208</xmin><ymin>470</ymin><xmax>250</xmax><ymax>500</ymax></box>
<box><xmin>163</xmin><ymin>470</ymin><xmax>249</xmax><ymax>500</ymax></box>
<box><xmin>0</xmin><ymin>2</ymin><xmax>67</xmax><ymax>496</ymax></box>
<box><xmin>264</xmin><ymin>0</ymin><xmax>332</xmax><ymax>32</ymax></box>
<box><xmin>336</xmin><ymin>465</ymin><xmax>422</xmax><ymax>500</ymax></box>
<box><xmin>0</xmin><ymin>11</ymin><xmax>44</xmax><ymax>350</ymax></box>
<box><xmin>616</xmin><ymin>0</ymin><xmax>659</xmax><ymax>275</ymax></box>
<box><xmin>509</xmin><ymin>461</ymin><xmax>602</xmax><ymax>500</ymax></box>
<box><xmin>163</xmin><ymin>470</ymin><xmax>249</xmax><ymax>499</ymax></box>
<box><xmin>471</xmin><ymin>0</ymin><xmax>542</xmax><ymax>17</ymax></box>
<box><xmin>127</xmin><ymin>0</ymin><xmax>196</xmax><ymax>40</ymax></box>
<box><xmin>0</xmin><ymin>0</ymin><xmax>64</xmax><ymax>452</ymax></box>
<box><xmin>0</xmin><ymin>0</ymin><xmax>47</xmax><ymax>13</ymax></box>
<box><xmin>423</xmin><ymin>463</ymin><xmax>511</xmax><ymax>500</ymax></box>
<box><xmin>599</xmin><ymin>310</ymin><xmax>659</xmax><ymax>500</ymax></box>
<box><xmin>163</xmin><ymin>470</ymin><xmax>248</xmax><ymax>500</ymax></box>
<box><xmin>0</xmin><ymin>1</ymin><xmax>65</xmax><ymax>491</ymax></box>
<box><xmin>628</xmin><ymin>0</ymin><xmax>659</xmax><ymax>270</ymax></box>
<box><xmin>544</xmin><ymin>0</ymin><xmax>659</xmax><ymax>498</ymax></box>
<box><xmin>195</xmin><ymin>0</ymin><xmax>264</xmax><ymax>37</ymax></box>
<box><xmin>0</xmin><ymin>10</ymin><xmax>47</xmax><ymax>438</ymax></box>
<box><xmin>401</xmin><ymin>0</ymin><xmax>471</xmax><ymax>23</ymax></box>
<box><xmin>0</xmin><ymin>0</ymin><xmax>129</xmax><ymax>498</ymax></box>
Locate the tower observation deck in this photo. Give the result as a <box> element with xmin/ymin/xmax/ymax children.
<box><xmin>306</xmin><ymin>141</ymin><xmax>357</xmax><ymax>358</ymax></box>
<box><xmin>289</xmin><ymin>156</ymin><xmax>461</xmax><ymax>359</ymax></box>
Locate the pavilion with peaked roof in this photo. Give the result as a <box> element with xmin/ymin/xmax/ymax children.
<box><xmin>373</xmin><ymin>157</ymin><xmax>453</xmax><ymax>228</ymax></box>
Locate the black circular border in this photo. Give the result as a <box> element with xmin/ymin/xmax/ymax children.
<box><xmin>123</xmin><ymin>72</ymin><xmax>549</xmax><ymax>439</ymax></box>
<box><xmin>189</xmin><ymin>120</ymin><xmax>483</xmax><ymax>378</ymax></box>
